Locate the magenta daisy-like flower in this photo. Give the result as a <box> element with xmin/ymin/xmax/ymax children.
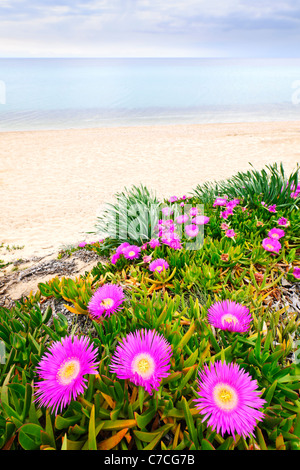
<box><xmin>78</xmin><ymin>241</ymin><xmax>87</xmax><ymax>248</ymax></box>
<box><xmin>189</xmin><ymin>207</ymin><xmax>198</xmax><ymax>217</ymax></box>
<box><xmin>213</xmin><ymin>197</ymin><xmax>228</xmax><ymax>207</ymax></box>
<box><xmin>116</xmin><ymin>242</ymin><xmax>130</xmax><ymax>255</ymax></box>
<box><xmin>207</xmin><ymin>300</ymin><xmax>252</xmax><ymax>333</ymax></box>
<box><xmin>111</xmin><ymin>253</ymin><xmax>120</xmax><ymax>265</ymax></box>
<box><xmin>110</xmin><ymin>329</ymin><xmax>172</xmax><ymax>395</ymax></box>
<box><xmin>176</xmin><ymin>214</ymin><xmax>189</xmax><ymax>224</ymax></box>
<box><xmin>293</xmin><ymin>267</ymin><xmax>300</xmax><ymax>279</ymax></box>
<box><xmin>149</xmin><ymin>258</ymin><xmax>169</xmax><ymax>273</ymax></box>
<box><xmin>268</xmin><ymin>204</ymin><xmax>277</xmax><ymax>213</ymax></box>
<box><xmin>277</xmin><ymin>217</ymin><xmax>289</xmax><ymax>227</ymax></box>
<box><xmin>34</xmin><ymin>336</ymin><xmax>99</xmax><ymax>415</ymax></box>
<box><xmin>123</xmin><ymin>245</ymin><xmax>141</xmax><ymax>260</ymax></box>
<box><xmin>185</xmin><ymin>224</ymin><xmax>199</xmax><ymax>238</ymax></box>
<box><xmin>88</xmin><ymin>283</ymin><xmax>125</xmax><ymax>319</ymax></box>
<box><xmin>168</xmin><ymin>195</ymin><xmax>178</xmax><ymax>203</ymax></box>
<box><xmin>192</xmin><ymin>215</ymin><xmax>210</xmax><ymax>225</ymax></box>
<box><xmin>262</xmin><ymin>237</ymin><xmax>281</xmax><ymax>254</ymax></box>
<box><xmin>149</xmin><ymin>238</ymin><xmax>160</xmax><ymax>248</ymax></box>
<box><xmin>194</xmin><ymin>361</ymin><xmax>266</xmax><ymax>439</ymax></box>
<box><xmin>225</xmin><ymin>229</ymin><xmax>236</xmax><ymax>238</ymax></box>
<box><xmin>268</xmin><ymin>227</ymin><xmax>285</xmax><ymax>239</ymax></box>
<box><xmin>220</xmin><ymin>210</ymin><xmax>230</xmax><ymax>220</ymax></box>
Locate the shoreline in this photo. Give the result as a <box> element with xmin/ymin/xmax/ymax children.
<box><xmin>1</xmin><ymin>120</ymin><xmax>299</xmax><ymax>263</ymax></box>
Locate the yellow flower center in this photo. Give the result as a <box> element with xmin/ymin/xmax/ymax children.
<box><xmin>132</xmin><ymin>353</ymin><xmax>155</xmax><ymax>378</ymax></box>
<box><xmin>128</xmin><ymin>251</ymin><xmax>136</xmax><ymax>257</ymax></box>
<box><xmin>101</xmin><ymin>298</ymin><xmax>114</xmax><ymax>308</ymax></box>
<box><xmin>137</xmin><ymin>358</ymin><xmax>151</xmax><ymax>373</ymax></box>
<box><xmin>266</xmin><ymin>244</ymin><xmax>274</xmax><ymax>250</ymax></box>
<box><xmin>156</xmin><ymin>266</ymin><xmax>163</xmax><ymax>272</ymax></box>
<box><xmin>213</xmin><ymin>383</ymin><xmax>238</xmax><ymax>411</ymax></box>
<box><xmin>57</xmin><ymin>359</ymin><xmax>80</xmax><ymax>385</ymax></box>
<box><xmin>221</xmin><ymin>314</ymin><xmax>238</xmax><ymax>325</ymax></box>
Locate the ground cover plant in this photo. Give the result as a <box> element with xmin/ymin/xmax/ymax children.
<box><xmin>0</xmin><ymin>163</ymin><xmax>300</xmax><ymax>451</ymax></box>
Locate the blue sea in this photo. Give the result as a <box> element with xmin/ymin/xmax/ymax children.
<box><xmin>0</xmin><ymin>58</ymin><xmax>300</xmax><ymax>131</ymax></box>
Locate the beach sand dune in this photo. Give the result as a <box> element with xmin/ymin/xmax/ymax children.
<box><xmin>0</xmin><ymin>121</ymin><xmax>299</xmax><ymax>261</ymax></box>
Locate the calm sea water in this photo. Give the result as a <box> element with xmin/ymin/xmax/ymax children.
<box><xmin>0</xmin><ymin>58</ymin><xmax>300</xmax><ymax>131</ymax></box>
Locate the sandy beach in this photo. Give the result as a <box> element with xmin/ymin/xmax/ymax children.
<box><xmin>0</xmin><ymin>120</ymin><xmax>299</xmax><ymax>263</ymax></box>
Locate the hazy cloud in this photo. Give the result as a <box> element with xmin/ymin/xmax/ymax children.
<box><xmin>0</xmin><ymin>0</ymin><xmax>299</xmax><ymax>57</ymax></box>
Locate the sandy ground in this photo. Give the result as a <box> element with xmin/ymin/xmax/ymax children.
<box><xmin>0</xmin><ymin>121</ymin><xmax>300</xmax><ymax>266</ymax></box>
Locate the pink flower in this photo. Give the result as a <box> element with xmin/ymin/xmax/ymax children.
<box><xmin>277</xmin><ymin>217</ymin><xmax>289</xmax><ymax>227</ymax></box>
<box><xmin>110</xmin><ymin>329</ymin><xmax>172</xmax><ymax>395</ymax></box>
<box><xmin>161</xmin><ymin>207</ymin><xmax>173</xmax><ymax>216</ymax></box>
<box><xmin>194</xmin><ymin>361</ymin><xmax>266</xmax><ymax>439</ymax></box>
<box><xmin>226</xmin><ymin>199</ymin><xmax>240</xmax><ymax>209</ymax></box>
<box><xmin>123</xmin><ymin>245</ymin><xmax>141</xmax><ymax>260</ymax></box>
<box><xmin>149</xmin><ymin>238</ymin><xmax>160</xmax><ymax>248</ymax></box>
<box><xmin>262</xmin><ymin>237</ymin><xmax>281</xmax><ymax>254</ymax></box>
<box><xmin>268</xmin><ymin>228</ymin><xmax>285</xmax><ymax>239</ymax></box>
<box><xmin>168</xmin><ymin>195</ymin><xmax>178</xmax><ymax>203</ymax></box>
<box><xmin>141</xmin><ymin>243</ymin><xmax>148</xmax><ymax>250</ymax></box>
<box><xmin>111</xmin><ymin>253</ymin><xmax>120</xmax><ymax>265</ymax></box>
<box><xmin>143</xmin><ymin>255</ymin><xmax>152</xmax><ymax>263</ymax></box>
<box><xmin>176</xmin><ymin>214</ymin><xmax>189</xmax><ymax>224</ymax></box>
<box><xmin>88</xmin><ymin>284</ymin><xmax>125</xmax><ymax>319</ymax></box>
<box><xmin>221</xmin><ymin>223</ymin><xmax>230</xmax><ymax>230</ymax></box>
<box><xmin>189</xmin><ymin>207</ymin><xmax>198</xmax><ymax>217</ymax></box>
<box><xmin>185</xmin><ymin>224</ymin><xmax>199</xmax><ymax>238</ymax></box>
<box><xmin>213</xmin><ymin>197</ymin><xmax>228</xmax><ymax>207</ymax></box>
<box><xmin>192</xmin><ymin>215</ymin><xmax>210</xmax><ymax>225</ymax></box>
<box><xmin>291</xmin><ymin>190</ymin><xmax>300</xmax><ymax>199</ymax></box>
<box><xmin>207</xmin><ymin>300</ymin><xmax>252</xmax><ymax>333</ymax></box>
<box><xmin>149</xmin><ymin>258</ymin><xmax>169</xmax><ymax>273</ymax></box>
<box><xmin>292</xmin><ymin>267</ymin><xmax>300</xmax><ymax>279</ymax></box>
<box><xmin>78</xmin><ymin>242</ymin><xmax>87</xmax><ymax>248</ymax></box>
<box><xmin>220</xmin><ymin>210</ymin><xmax>230</xmax><ymax>220</ymax></box>
<box><xmin>116</xmin><ymin>242</ymin><xmax>130</xmax><ymax>255</ymax></box>
<box><xmin>168</xmin><ymin>239</ymin><xmax>182</xmax><ymax>250</ymax></box>
<box><xmin>180</xmin><ymin>202</ymin><xmax>185</xmax><ymax>207</ymax></box>
<box><xmin>34</xmin><ymin>336</ymin><xmax>99</xmax><ymax>415</ymax></box>
<box><xmin>225</xmin><ymin>229</ymin><xmax>236</xmax><ymax>238</ymax></box>
<box><xmin>268</xmin><ymin>204</ymin><xmax>277</xmax><ymax>213</ymax></box>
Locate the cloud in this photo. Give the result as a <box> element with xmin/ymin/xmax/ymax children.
<box><xmin>0</xmin><ymin>0</ymin><xmax>300</xmax><ymax>57</ymax></box>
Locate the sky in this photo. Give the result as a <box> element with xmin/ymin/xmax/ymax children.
<box><xmin>0</xmin><ymin>0</ymin><xmax>300</xmax><ymax>58</ymax></box>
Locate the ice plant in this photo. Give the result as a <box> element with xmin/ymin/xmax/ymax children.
<box><xmin>34</xmin><ymin>335</ymin><xmax>99</xmax><ymax>415</ymax></box>
<box><xmin>262</xmin><ymin>237</ymin><xmax>281</xmax><ymax>254</ymax></box>
<box><xmin>189</xmin><ymin>207</ymin><xmax>198</xmax><ymax>217</ymax></box>
<box><xmin>185</xmin><ymin>224</ymin><xmax>199</xmax><ymax>238</ymax></box>
<box><xmin>176</xmin><ymin>214</ymin><xmax>189</xmax><ymax>224</ymax></box>
<box><xmin>88</xmin><ymin>283</ymin><xmax>125</xmax><ymax>319</ymax></box>
<box><xmin>225</xmin><ymin>229</ymin><xmax>236</xmax><ymax>238</ymax></box>
<box><xmin>213</xmin><ymin>197</ymin><xmax>228</xmax><ymax>207</ymax></box>
<box><xmin>268</xmin><ymin>204</ymin><xmax>277</xmax><ymax>213</ymax></box>
<box><xmin>268</xmin><ymin>228</ymin><xmax>285</xmax><ymax>239</ymax></box>
<box><xmin>207</xmin><ymin>300</ymin><xmax>252</xmax><ymax>333</ymax></box>
<box><xmin>293</xmin><ymin>267</ymin><xmax>300</xmax><ymax>279</ymax></box>
<box><xmin>194</xmin><ymin>361</ymin><xmax>266</xmax><ymax>439</ymax></box>
<box><xmin>277</xmin><ymin>217</ymin><xmax>289</xmax><ymax>227</ymax></box>
<box><xmin>192</xmin><ymin>215</ymin><xmax>210</xmax><ymax>225</ymax></box>
<box><xmin>110</xmin><ymin>329</ymin><xmax>172</xmax><ymax>395</ymax></box>
<box><xmin>149</xmin><ymin>238</ymin><xmax>160</xmax><ymax>248</ymax></box>
<box><xmin>116</xmin><ymin>242</ymin><xmax>130</xmax><ymax>255</ymax></box>
<box><xmin>78</xmin><ymin>242</ymin><xmax>86</xmax><ymax>248</ymax></box>
<box><xmin>111</xmin><ymin>253</ymin><xmax>120</xmax><ymax>265</ymax></box>
<box><xmin>123</xmin><ymin>245</ymin><xmax>141</xmax><ymax>260</ymax></box>
<box><xmin>149</xmin><ymin>258</ymin><xmax>169</xmax><ymax>273</ymax></box>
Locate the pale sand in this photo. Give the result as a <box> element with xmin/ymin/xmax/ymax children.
<box><xmin>0</xmin><ymin>121</ymin><xmax>299</xmax><ymax>263</ymax></box>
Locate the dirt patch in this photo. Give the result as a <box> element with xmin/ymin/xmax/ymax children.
<box><xmin>0</xmin><ymin>249</ymin><xmax>106</xmax><ymax>307</ymax></box>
